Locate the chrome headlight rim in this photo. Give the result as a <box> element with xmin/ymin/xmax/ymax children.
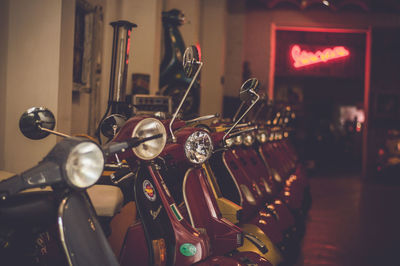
<box><xmin>131</xmin><ymin>118</ymin><xmax>167</xmax><ymax>160</ymax></box>
<box><xmin>243</xmin><ymin>132</ymin><xmax>255</xmax><ymax>147</ymax></box>
<box><xmin>233</xmin><ymin>134</ymin><xmax>243</xmax><ymax>146</ymax></box>
<box><xmin>256</xmin><ymin>131</ymin><xmax>268</xmax><ymax>144</ymax></box>
<box><xmin>225</xmin><ymin>137</ymin><xmax>234</xmax><ymax>147</ymax></box>
<box><xmin>65</xmin><ymin>141</ymin><xmax>105</xmax><ymax>189</ymax></box>
<box><xmin>184</xmin><ymin>130</ymin><xmax>214</xmax><ymax>165</ymax></box>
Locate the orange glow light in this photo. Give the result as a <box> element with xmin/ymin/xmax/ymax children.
<box><xmin>291</xmin><ymin>45</ymin><xmax>349</xmax><ymax>68</ymax></box>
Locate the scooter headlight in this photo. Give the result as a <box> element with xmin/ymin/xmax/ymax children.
<box><xmin>233</xmin><ymin>135</ymin><xmax>243</xmax><ymax>146</ymax></box>
<box><xmin>269</xmin><ymin>133</ymin><xmax>275</xmax><ymax>142</ymax></box>
<box><xmin>184</xmin><ymin>131</ymin><xmax>213</xmax><ymax>164</ymax></box>
<box><xmin>65</xmin><ymin>142</ymin><xmax>104</xmax><ymax>189</ymax></box>
<box><xmin>225</xmin><ymin>137</ymin><xmax>234</xmax><ymax>147</ymax></box>
<box><xmin>256</xmin><ymin>131</ymin><xmax>267</xmax><ymax>143</ymax></box>
<box><xmin>243</xmin><ymin>133</ymin><xmax>255</xmax><ymax>146</ymax></box>
<box><xmin>132</xmin><ymin>118</ymin><xmax>167</xmax><ymax>160</ymax></box>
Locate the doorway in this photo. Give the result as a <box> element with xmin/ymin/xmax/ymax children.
<box><xmin>270</xmin><ymin>27</ymin><xmax>371</xmax><ymax>176</ymax></box>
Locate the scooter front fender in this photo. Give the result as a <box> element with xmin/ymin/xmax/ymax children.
<box><xmin>58</xmin><ymin>191</ymin><xmax>119</xmax><ymax>266</ymax></box>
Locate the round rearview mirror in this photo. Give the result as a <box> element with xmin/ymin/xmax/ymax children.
<box><xmin>239</xmin><ymin>78</ymin><xmax>259</xmax><ymax>102</ymax></box>
<box><xmin>100</xmin><ymin>114</ymin><xmax>127</xmax><ymax>138</ymax></box>
<box><xmin>19</xmin><ymin>107</ymin><xmax>56</xmax><ymax>140</ymax></box>
<box><xmin>183</xmin><ymin>45</ymin><xmax>200</xmax><ymax>78</ymax></box>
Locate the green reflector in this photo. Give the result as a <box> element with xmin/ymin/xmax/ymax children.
<box><xmin>170</xmin><ymin>203</ymin><xmax>183</xmax><ymax>221</ymax></box>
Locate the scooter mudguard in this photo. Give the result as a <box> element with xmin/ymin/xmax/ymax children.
<box><xmin>58</xmin><ymin>191</ymin><xmax>119</xmax><ymax>266</ymax></box>
<box><xmin>182</xmin><ymin>168</ymin><xmax>243</xmax><ymax>255</ymax></box>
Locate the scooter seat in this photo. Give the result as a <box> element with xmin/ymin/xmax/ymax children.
<box><xmin>87</xmin><ymin>185</ymin><xmax>123</xmax><ymax>217</ymax></box>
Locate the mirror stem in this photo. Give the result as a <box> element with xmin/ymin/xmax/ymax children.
<box><xmin>38</xmin><ymin>126</ymin><xmax>70</xmax><ymax>138</ymax></box>
<box><xmin>232</xmin><ymin>101</ymin><xmax>245</xmax><ymax>123</ymax></box>
<box><xmin>251</xmin><ymin>101</ymin><xmax>266</xmax><ymax>122</ymax></box>
<box><xmin>223</xmin><ymin>92</ymin><xmax>260</xmax><ymax>143</ymax></box>
<box><xmin>169</xmin><ymin>62</ymin><xmax>203</xmax><ymax>142</ymax></box>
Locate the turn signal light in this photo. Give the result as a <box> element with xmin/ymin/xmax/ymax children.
<box><xmin>152</xmin><ymin>239</ymin><xmax>166</xmax><ymax>266</ymax></box>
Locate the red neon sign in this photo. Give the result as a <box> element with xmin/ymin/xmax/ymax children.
<box><xmin>291</xmin><ymin>45</ymin><xmax>349</xmax><ymax>68</ymax></box>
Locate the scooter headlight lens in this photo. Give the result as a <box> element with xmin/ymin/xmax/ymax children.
<box><xmin>243</xmin><ymin>133</ymin><xmax>255</xmax><ymax>146</ymax></box>
<box><xmin>132</xmin><ymin>118</ymin><xmax>167</xmax><ymax>160</ymax></box>
<box><xmin>65</xmin><ymin>142</ymin><xmax>104</xmax><ymax>189</ymax></box>
<box><xmin>225</xmin><ymin>137</ymin><xmax>234</xmax><ymax>147</ymax></box>
<box><xmin>233</xmin><ymin>135</ymin><xmax>243</xmax><ymax>146</ymax></box>
<box><xmin>256</xmin><ymin>132</ymin><xmax>267</xmax><ymax>143</ymax></box>
<box><xmin>184</xmin><ymin>131</ymin><xmax>213</xmax><ymax>164</ymax></box>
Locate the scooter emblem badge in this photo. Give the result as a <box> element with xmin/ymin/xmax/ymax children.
<box><xmin>143</xmin><ymin>179</ymin><xmax>156</xmax><ymax>201</ymax></box>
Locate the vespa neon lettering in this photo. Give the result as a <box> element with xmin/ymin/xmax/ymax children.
<box><xmin>291</xmin><ymin>45</ymin><xmax>349</xmax><ymax>68</ymax></box>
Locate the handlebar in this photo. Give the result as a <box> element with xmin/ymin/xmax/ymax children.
<box><xmin>103</xmin><ymin>134</ymin><xmax>163</xmax><ymax>156</ymax></box>
<box><xmin>184</xmin><ymin>114</ymin><xmax>219</xmax><ymax>125</ymax></box>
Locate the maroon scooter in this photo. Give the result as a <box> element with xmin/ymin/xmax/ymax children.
<box><xmin>107</xmin><ymin>46</ymin><xmax>272</xmax><ymax>265</ymax></box>
<box><xmin>256</xmin><ymin>108</ymin><xmax>311</xmax><ymax>214</ymax></box>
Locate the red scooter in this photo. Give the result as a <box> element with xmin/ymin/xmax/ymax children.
<box><xmin>256</xmin><ymin>107</ymin><xmax>311</xmax><ymax>215</ymax></box>
<box><xmin>207</xmin><ymin>107</ymin><xmax>300</xmax><ymax>260</ymax></box>
<box><xmin>106</xmin><ymin>46</ymin><xmax>272</xmax><ymax>265</ymax></box>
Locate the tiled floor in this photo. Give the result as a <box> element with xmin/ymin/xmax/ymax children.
<box><xmin>296</xmin><ymin>173</ymin><xmax>400</xmax><ymax>266</ymax></box>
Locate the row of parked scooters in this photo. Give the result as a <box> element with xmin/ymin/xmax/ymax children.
<box><xmin>0</xmin><ymin>45</ymin><xmax>311</xmax><ymax>266</ymax></box>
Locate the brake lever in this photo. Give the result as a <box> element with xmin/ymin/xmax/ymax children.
<box><xmin>243</xmin><ymin>232</ymin><xmax>268</xmax><ymax>254</ymax></box>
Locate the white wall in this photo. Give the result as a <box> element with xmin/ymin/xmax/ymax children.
<box><xmin>224</xmin><ymin>0</ymin><xmax>246</xmax><ymax>98</ymax></box>
<box><xmin>0</xmin><ymin>0</ymin><xmax>9</xmax><ymax>170</ymax></box>
<box><xmin>198</xmin><ymin>0</ymin><xmax>226</xmax><ymax>116</ymax></box>
<box><xmin>1</xmin><ymin>0</ymin><xmax>68</xmax><ymax>172</ymax></box>
<box><xmin>58</xmin><ymin>0</ymin><xmax>75</xmax><ymax>135</ymax></box>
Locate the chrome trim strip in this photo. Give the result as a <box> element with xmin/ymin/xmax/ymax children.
<box><xmin>58</xmin><ymin>196</ymin><xmax>73</xmax><ymax>266</ymax></box>
<box><xmin>182</xmin><ymin>168</ymin><xmax>196</xmax><ymax>227</ymax></box>
<box><xmin>222</xmin><ymin>151</ymin><xmax>243</xmax><ymax>206</ymax></box>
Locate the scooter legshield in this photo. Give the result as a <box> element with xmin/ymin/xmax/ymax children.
<box><xmin>58</xmin><ymin>191</ymin><xmax>119</xmax><ymax>266</ymax></box>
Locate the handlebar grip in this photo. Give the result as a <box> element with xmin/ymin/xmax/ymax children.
<box><xmin>0</xmin><ymin>174</ymin><xmax>23</xmax><ymax>199</ymax></box>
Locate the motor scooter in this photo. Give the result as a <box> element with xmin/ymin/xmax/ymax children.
<box><xmin>0</xmin><ymin>106</ymin><xmax>158</xmax><ymax>266</ymax></box>
<box><xmin>104</xmin><ymin>45</ymin><xmax>273</xmax><ymax>265</ymax></box>
<box><xmin>247</xmin><ymin>98</ymin><xmax>310</xmax><ymax>215</ymax></box>
<box><xmin>204</xmin><ymin>106</ymin><xmax>297</xmax><ymax>260</ymax></box>
<box><xmin>159</xmin><ymin>9</ymin><xmax>200</xmax><ymax>117</ymax></box>
<box><xmin>256</xmin><ymin>107</ymin><xmax>311</xmax><ymax>214</ymax></box>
